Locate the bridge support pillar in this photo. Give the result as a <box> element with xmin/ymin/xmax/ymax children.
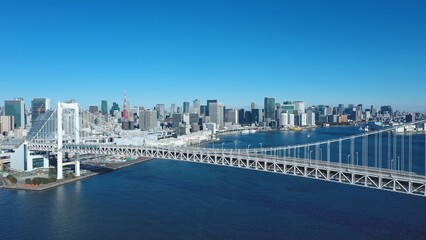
<box><xmin>57</xmin><ymin>151</ymin><xmax>63</xmax><ymax>180</ymax></box>
<box><xmin>75</xmin><ymin>158</ymin><xmax>80</xmax><ymax>177</ymax></box>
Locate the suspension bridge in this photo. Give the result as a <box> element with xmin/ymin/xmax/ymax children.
<box><xmin>15</xmin><ymin>102</ymin><xmax>426</xmax><ymax>197</ymax></box>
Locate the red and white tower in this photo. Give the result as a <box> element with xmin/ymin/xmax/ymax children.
<box><xmin>122</xmin><ymin>92</ymin><xmax>129</xmax><ymax>120</ymax></box>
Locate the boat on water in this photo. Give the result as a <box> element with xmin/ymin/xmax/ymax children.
<box><xmin>249</xmin><ymin>129</ymin><xmax>257</xmax><ymax>133</ymax></box>
<box><xmin>291</xmin><ymin>127</ymin><xmax>302</xmax><ymax>131</ymax></box>
<box><xmin>241</xmin><ymin>130</ymin><xmax>250</xmax><ymax>134</ymax></box>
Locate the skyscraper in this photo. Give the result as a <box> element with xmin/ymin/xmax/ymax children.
<box><xmin>209</xmin><ymin>102</ymin><xmax>224</xmax><ymax>127</ymax></box>
<box><xmin>193</xmin><ymin>99</ymin><xmax>200</xmax><ymax>114</ymax></box>
<box><xmin>293</xmin><ymin>101</ymin><xmax>305</xmax><ymax>113</ymax></box>
<box><xmin>264</xmin><ymin>97</ymin><xmax>276</xmax><ymax>123</ymax></box>
<box><xmin>206</xmin><ymin>100</ymin><xmax>217</xmax><ymax>116</ymax></box>
<box><xmin>101</xmin><ymin>100</ymin><xmax>108</xmax><ymax>115</ymax></box>
<box><xmin>139</xmin><ymin>110</ymin><xmax>158</xmax><ymax>131</ymax></box>
<box><xmin>170</xmin><ymin>104</ymin><xmax>176</xmax><ymax>115</ymax></box>
<box><xmin>31</xmin><ymin>98</ymin><xmax>50</xmax><ymax>123</ymax></box>
<box><xmin>183</xmin><ymin>101</ymin><xmax>190</xmax><ymax>114</ymax></box>
<box><xmin>4</xmin><ymin>98</ymin><xmax>25</xmax><ymax>129</ymax></box>
<box><xmin>251</xmin><ymin>102</ymin><xmax>257</xmax><ymax>110</ymax></box>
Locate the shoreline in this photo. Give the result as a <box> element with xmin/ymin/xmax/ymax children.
<box><xmin>1</xmin><ymin>157</ymin><xmax>154</xmax><ymax>191</ymax></box>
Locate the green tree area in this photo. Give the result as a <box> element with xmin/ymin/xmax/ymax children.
<box><xmin>6</xmin><ymin>175</ymin><xmax>17</xmax><ymax>184</ymax></box>
<box><xmin>24</xmin><ymin>177</ymin><xmax>56</xmax><ymax>185</ymax></box>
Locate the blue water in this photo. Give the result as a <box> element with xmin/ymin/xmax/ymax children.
<box><xmin>1</xmin><ymin>127</ymin><xmax>426</xmax><ymax>240</ymax></box>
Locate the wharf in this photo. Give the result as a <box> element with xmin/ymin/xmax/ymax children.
<box><xmin>1</xmin><ymin>157</ymin><xmax>153</xmax><ymax>191</ymax></box>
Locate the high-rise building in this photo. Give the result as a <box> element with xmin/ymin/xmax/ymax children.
<box><xmin>251</xmin><ymin>109</ymin><xmax>260</xmax><ymax>124</ymax></box>
<box><xmin>155</xmin><ymin>104</ymin><xmax>165</xmax><ymax>119</ymax></box>
<box><xmin>380</xmin><ymin>105</ymin><xmax>393</xmax><ymax>116</ymax></box>
<box><xmin>264</xmin><ymin>97</ymin><xmax>276</xmax><ymax>124</ymax></box>
<box><xmin>406</xmin><ymin>113</ymin><xmax>415</xmax><ymax>123</ymax></box>
<box><xmin>0</xmin><ymin>115</ymin><xmax>14</xmax><ymax>133</ymax></box>
<box><xmin>238</xmin><ymin>109</ymin><xmax>245</xmax><ymax>125</ymax></box>
<box><xmin>338</xmin><ymin>104</ymin><xmax>345</xmax><ymax>115</ymax></box>
<box><xmin>189</xmin><ymin>113</ymin><xmax>199</xmax><ymax>126</ymax></box>
<box><xmin>193</xmin><ymin>99</ymin><xmax>200</xmax><ymax>114</ymax></box>
<box><xmin>244</xmin><ymin>111</ymin><xmax>252</xmax><ymax>125</ymax></box>
<box><xmin>226</xmin><ymin>109</ymin><xmax>238</xmax><ymax>124</ymax></box>
<box><xmin>89</xmin><ymin>106</ymin><xmax>99</xmax><ymax>113</ymax></box>
<box><xmin>172</xmin><ymin>113</ymin><xmax>183</xmax><ymax>128</ymax></box>
<box><xmin>209</xmin><ymin>102</ymin><xmax>224</xmax><ymax>127</ymax></box>
<box><xmin>110</xmin><ymin>102</ymin><xmax>120</xmax><ymax>116</ymax></box>
<box><xmin>183</xmin><ymin>101</ymin><xmax>190</xmax><ymax>114</ymax></box>
<box><xmin>206</xmin><ymin>100</ymin><xmax>217</xmax><ymax>116</ymax></box>
<box><xmin>4</xmin><ymin>98</ymin><xmax>25</xmax><ymax>129</ymax></box>
<box><xmin>170</xmin><ymin>104</ymin><xmax>176</xmax><ymax>115</ymax></box>
<box><xmin>293</xmin><ymin>101</ymin><xmax>305</xmax><ymax>113</ymax></box>
<box><xmin>251</xmin><ymin>102</ymin><xmax>257</xmax><ymax>110</ymax></box>
<box><xmin>31</xmin><ymin>98</ymin><xmax>50</xmax><ymax>123</ymax></box>
<box><xmin>200</xmin><ymin>105</ymin><xmax>207</xmax><ymax>116</ymax></box>
<box><xmin>101</xmin><ymin>100</ymin><xmax>108</xmax><ymax>115</ymax></box>
<box><xmin>279</xmin><ymin>113</ymin><xmax>288</xmax><ymax>127</ymax></box>
<box><xmin>306</xmin><ymin>111</ymin><xmax>316</xmax><ymax>127</ymax></box>
<box><xmin>139</xmin><ymin>110</ymin><xmax>158</xmax><ymax>131</ymax></box>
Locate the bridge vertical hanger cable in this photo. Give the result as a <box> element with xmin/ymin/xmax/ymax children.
<box><xmin>379</xmin><ymin>132</ymin><xmax>382</xmax><ymax>169</ymax></box>
<box><xmin>350</xmin><ymin>137</ymin><xmax>355</xmax><ymax>166</ymax></box>
<box><xmin>388</xmin><ymin>132</ymin><xmax>391</xmax><ymax>169</ymax></box>
<box><xmin>409</xmin><ymin>132</ymin><xmax>413</xmax><ymax>174</ymax></box>
<box><xmin>393</xmin><ymin>131</ymin><xmax>397</xmax><ymax>170</ymax></box>
<box><xmin>374</xmin><ymin>133</ymin><xmax>378</xmax><ymax>168</ymax></box>
<box><xmin>401</xmin><ymin>134</ymin><xmax>405</xmax><ymax>172</ymax></box>
<box><xmin>338</xmin><ymin>139</ymin><xmax>342</xmax><ymax>166</ymax></box>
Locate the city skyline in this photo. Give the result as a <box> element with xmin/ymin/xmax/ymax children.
<box><xmin>1</xmin><ymin>1</ymin><xmax>425</xmax><ymax>111</ymax></box>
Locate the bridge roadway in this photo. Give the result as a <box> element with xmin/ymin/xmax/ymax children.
<box><xmin>27</xmin><ymin>142</ymin><xmax>426</xmax><ymax>197</ymax></box>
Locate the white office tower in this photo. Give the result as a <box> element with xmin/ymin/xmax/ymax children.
<box><xmin>193</xmin><ymin>99</ymin><xmax>200</xmax><ymax>114</ymax></box>
<box><xmin>210</xmin><ymin>102</ymin><xmax>224</xmax><ymax>127</ymax></box>
<box><xmin>306</xmin><ymin>111</ymin><xmax>316</xmax><ymax>127</ymax></box>
<box><xmin>293</xmin><ymin>101</ymin><xmax>305</xmax><ymax>113</ymax></box>
<box><xmin>279</xmin><ymin>113</ymin><xmax>289</xmax><ymax>127</ymax></box>
<box><xmin>182</xmin><ymin>113</ymin><xmax>190</xmax><ymax>126</ymax></box>
<box><xmin>300</xmin><ymin>113</ymin><xmax>307</xmax><ymax>127</ymax></box>
<box><xmin>288</xmin><ymin>113</ymin><xmax>295</xmax><ymax>127</ymax></box>
<box><xmin>227</xmin><ymin>109</ymin><xmax>239</xmax><ymax>125</ymax></box>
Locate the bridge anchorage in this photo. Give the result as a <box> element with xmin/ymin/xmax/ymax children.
<box><xmin>24</xmin><ymin>102</ymin><xmax>426</xmax><ymax>197</ymax></box>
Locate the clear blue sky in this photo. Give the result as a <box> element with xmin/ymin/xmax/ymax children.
<box><xmin>0</xmin><ymin>0</ymin><xmax>425</xmax><ymax>111</ymax></box>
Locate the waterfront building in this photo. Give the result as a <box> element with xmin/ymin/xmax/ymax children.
<box><xmin>264</xmin><ymin>97</ymin><xmax>276</xmax><ymax>125</ymax></box>
<box><xmin>4</xmin><ymin>98</ymin><xmax>25</xmax><ymax>129</ymax></box>
<box><xmin>338</xmin><ymin>104</ymin><xmax>345</xmax><ymax>115</ymax></box>
<box><xmin>209</xmin><ymin>102</ymin><xmax>224</xmax><ymax>127</ymax></box>
<box><xmin>225</xmin><ymin>109</ymin><xmax>238</xmax><ymax>125</ymax></box>
<box><xmin>282</xmin><ymin>101</ymin><xmax>295</xmax><ymax>113</ymax></box>
<box><xmin>406</xmin><ymin>113</ymin><xmax>415</xmax><ymax>123</ymax></box>
<box><xmin>31</xmin><ymin>98</ymin><xmax>50</xmax><ymax>123</ymax></box>
<box><xmin>238</xmin><ymin>109</ymin><xmax>245</xmax><ymax>125</ymax></box>
<box><xmin>293</xmin><ymin>101</ymin><xmax>305</xmax><ymax>113</ymax></box>
<box><xmin>279</xmin><ymin>113</ymin><xmax>288</xmax><ymax>127</ymax></box>
<box><xmin>206</xmin><ymin>100</ymin><xmax>217</xmax><ymax>116</ymax></box>
<box><xmin>251</xmin><ymin>109</ymin><xmax>260</xmax><ymax>125</ymax></box>
<box><xmin>288</xmin><ymin>113</ymin><xmax>295</xmax><ymax>127</ymax></box>
<box><xmin>306</xmin><ymin>111</ymin><xmax>315</xmax><ymax>126</ymax></box>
